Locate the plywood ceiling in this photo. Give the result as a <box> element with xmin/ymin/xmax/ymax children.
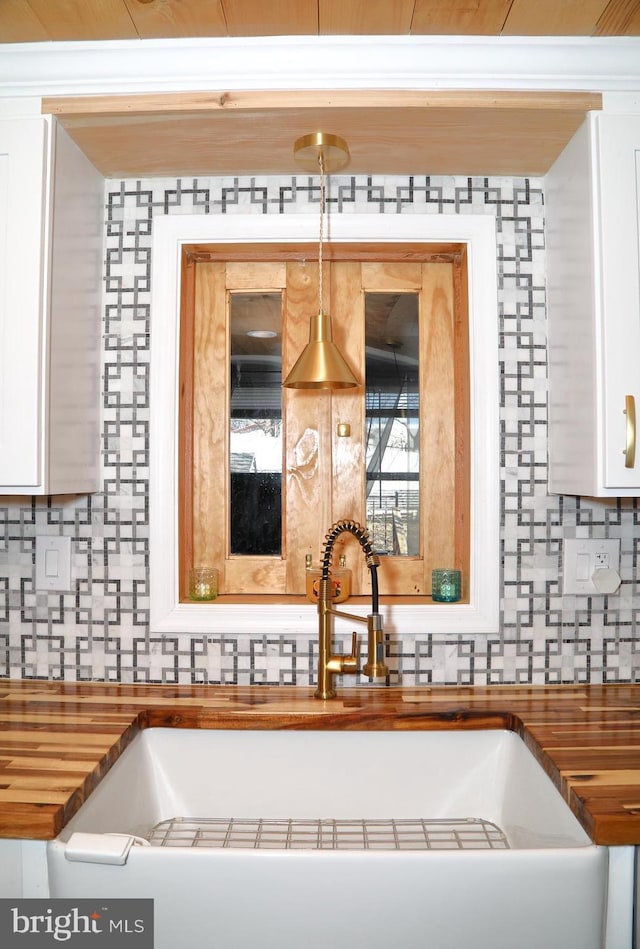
<box><xmin>1</xmin><ymin>0</ymin><xmax>640</xmax><ymax>42</ymax></box>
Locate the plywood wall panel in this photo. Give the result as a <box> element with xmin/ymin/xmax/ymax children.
<box><xmin>0</xmin><ymin>0</ymin><xmax>49</xmax><ymax>42</ymax></box>
<box><xmin>411</xmin><ymin>0</ymin><xmax>512</xmax><ymax>34</ymax></box>
<box><xmin>223</xmin><ymin>0</ymin><xmax>317</xmax><ymax>35</ymax></box>
<box><xmin>192</xmin><ymin>262</ymin><xmax>227</xmax><ymax>573</ymax></box>
<box><xmin>595</xmin><ymin>0</ymin><xmax>640</xmax><ymax>35</ymax></box>
<box><xmin>284</xmin><ymin>260</ymin><xmax>332</xmax><ymax>592</ymax></box>
<box><xmin>123</xmin><ymin>0</ymin><xmax>227</xmax><ymax>38</ymax></box>
<box><xmin>2</xmin><ymin>0</ymin><xmax>640</xmax><ymax>40</ymax></box>
<box><xmin>503</xmin><ymin>0</ymin><xmax>610</xmax><ymax>34</ymax></box>
<box><xmin>320</xmin><ymin>0</ymin><xmax>414</xmax><ymax>34</ymax></box>
<box><xmin>23</xmin><ymin>0</ymin><xmax>138</xmax><ymax>40</ymax></box>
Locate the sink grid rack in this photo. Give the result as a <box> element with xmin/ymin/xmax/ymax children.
<box><xmin>145</xmin><ymin>817</ymin><xmax>510</xmax><ymax>851</ymax></box>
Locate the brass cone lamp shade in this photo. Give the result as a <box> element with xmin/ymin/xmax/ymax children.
<box><xmin>284</xmin><ymin>313</ymin><xmax>359</xmax><ymax>389</ymax></box>
<box><xmin>283</xmin><ymin>132</ymin><xmax>360</xmax><ymax>390</ymax></box>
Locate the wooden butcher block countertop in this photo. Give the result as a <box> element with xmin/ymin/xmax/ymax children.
<box><xmin>2</xmin><ymin>680</ymin><xmax>640</xmax><ymax>845</ymax></box>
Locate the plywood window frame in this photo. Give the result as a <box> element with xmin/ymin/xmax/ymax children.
<box><xmin>179</xmin><ymin>241</ymin><xmax>469</xmax><ymax>603</ymax></box>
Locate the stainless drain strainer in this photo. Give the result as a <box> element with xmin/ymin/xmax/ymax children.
<box><xmin>145</xmin><ymin>817</ymin><xmax>509</xmax><ymax>851</ymax></box>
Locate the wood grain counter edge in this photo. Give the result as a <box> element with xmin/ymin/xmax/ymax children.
<box><xmin>2</xmin><ymin>681</ymin><xmax>640</xmax><ymax>845</ymax></box>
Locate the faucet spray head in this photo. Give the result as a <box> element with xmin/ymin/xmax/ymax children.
<box><xmin>362</xmin><ymin>612</ymin><xmax>389</xmax><ymax>680</ymax></box>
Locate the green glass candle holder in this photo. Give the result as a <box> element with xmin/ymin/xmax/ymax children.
<box><xmin>431</xmin><ymin>569</ymin><xmax>461</xmax><ymax>603</ymax></box>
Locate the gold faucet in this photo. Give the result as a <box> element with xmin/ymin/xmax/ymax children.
<box><xmin>314</xmin><ymin>519</ymin><xmax>389</xmax><ymax>700</ymax></box>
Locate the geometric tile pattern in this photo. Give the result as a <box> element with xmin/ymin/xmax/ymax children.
<box><xmin>0</xmin><ymin>174</ymin><xmax>638</xmax><ymax>685</ymax></box>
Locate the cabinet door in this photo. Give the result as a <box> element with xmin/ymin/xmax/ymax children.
<box><xmin>596</xmin><ymin>113</ymin><xmax>640</xmax><ymax>491</ymax></box>
<box><xmin>547</xmin><ymin>113</ymin><xmax>640</xmax><ymax>497</ymax></box>
<box><xmin>0</xmin><ymin>117</ymin><xmax>49</xmax><ymax>489</ymax></box>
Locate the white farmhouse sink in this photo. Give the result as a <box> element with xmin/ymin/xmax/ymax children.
<box><xmin>47</xmin><ymin>728</ymin><xmax>607</xmax><ymax>949</ymax></box>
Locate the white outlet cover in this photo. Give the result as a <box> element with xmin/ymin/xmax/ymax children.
<box><xmin>591</xmin><ymin>567</ymin><xmax>622</xmax><ymax>595</ymax></box>
<box><xmin>563</xmin><ymin>538</ymin><xmax>621</xmax><ymax>596</ymax></box>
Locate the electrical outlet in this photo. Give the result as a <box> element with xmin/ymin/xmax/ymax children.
<box><xmin>563</xmin><ymin>538</ymin><xmax>620</xmax><ymax>595</ymax></box>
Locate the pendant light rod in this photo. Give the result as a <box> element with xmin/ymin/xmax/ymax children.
<box><xmin>283</xmin><ymin>133</ymin><xmax>359</xmax><ymax>390</ymax></box>
<box><xmin>318</xmin><ymin>148</ymin><xmax>325</xmax><ymax>317</ymax></box>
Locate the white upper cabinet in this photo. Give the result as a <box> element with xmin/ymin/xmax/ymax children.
<box><xmin>546</xmin><ymin>112</ymin><xmax>640</xmax><ymax>497</ymax></box>
<box><xmin>0</xmin><ymin>115</ymin><xmax>103</xmax><ymax>495</ymax></box>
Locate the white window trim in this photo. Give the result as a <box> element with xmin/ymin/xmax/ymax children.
<box><xmin>150</xmin><ymin>213</ymin><xmax>499</xmax><ymax>636</ymax></box>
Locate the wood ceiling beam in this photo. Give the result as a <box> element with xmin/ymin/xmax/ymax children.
<box><xmin>42</xmin><ymin>89</ymin><xmax>603</xmax><ymax>179</ymax></box>
<box><xmin>43</xmin><ymin>89</ymin><xmax>603</xmax><ymax>117</ymax></box>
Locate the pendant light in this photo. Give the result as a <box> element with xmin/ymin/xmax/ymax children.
<box><xmin>283</xmin><ymin>132</ymin><xmax>360</xmax><ymax>389</ymax></box>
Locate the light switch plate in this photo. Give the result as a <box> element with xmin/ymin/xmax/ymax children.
<box><xmin>563</xmin><ymin>538</ymin><xmax>621</xmax><ymax>595</ymax></box>
<box><xmin>35</xmin><ymin>536</ymin><xmax>72</xmax><ymax>592</ymax></box>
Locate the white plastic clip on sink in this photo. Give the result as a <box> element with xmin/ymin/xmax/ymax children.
<box><xmin>65</xmin><ymin>832</ymin><xmax>150</xmax><ymax>866</ymax></box>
